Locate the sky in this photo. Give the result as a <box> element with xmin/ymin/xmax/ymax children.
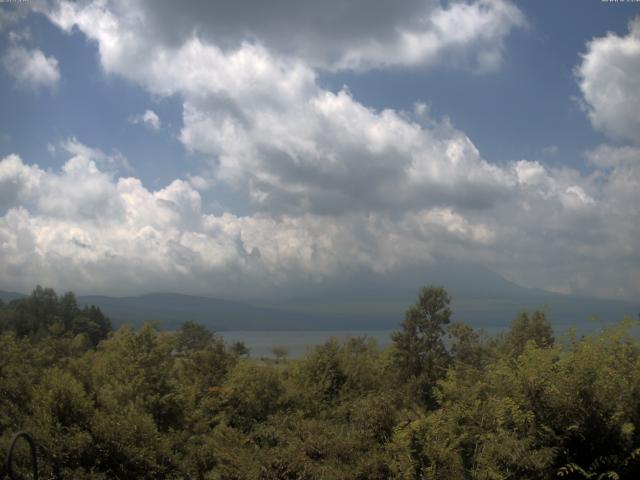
<box><xmin>0</xmin><ymin>0</ymin><xmax>639</xmax><ymax>302</ymax></box>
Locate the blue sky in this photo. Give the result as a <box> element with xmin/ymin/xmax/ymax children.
<box><xmin>0</xmin><ymin>0</ymin><xmax>639</xmax><ymax>301</ymax></box>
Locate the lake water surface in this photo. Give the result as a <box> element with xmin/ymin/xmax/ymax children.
<box><xmin>219</xmin><ymin>330</ymin><xmax>394</xmax><ymax>358</ymax></box>
<box><xmin>219</xmin><ymin>320</ymin><xmax>621</xmax><ymax>358</ymax></box>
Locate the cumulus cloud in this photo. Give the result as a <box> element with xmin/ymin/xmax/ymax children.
<box><xmin>0</xmin><ymin>0</ymin><xmax>631</xmax><ymax>300</ymax></box>
<box><xmin>0</xmin><ymin>154</ymin><xmax>44</xmax><ymax>213</ymax></box>
<box><xmin>130</xmin><ymin>109</ymin><xmax>161</xmax><ymax>130</ymax></box>
<box><xmin>577</xmin><ymin>18</ymin><xmax>640</xmax><ymax>144</ymax></box>
<box><xmin>61</xmin><ymin>138</ymin><xmax>132</xmax><ymax>173</ymax></box>
<box><xmin>1</xmin><ymin>143</ymin><xmax>639</xmax><ymax>299</ymax></box>
<box><xmin>332</xmin><ymin>0</ymin><xmax>526</xmax><ymax>71</ymax></box>
<box><xmin>43</xmin><ymin>0</ymin><xmax>525</xmax><ymax>73</ymax></box>
<box><xmin>1</xmin><ymin>45</ymin><xmax>60</xmax><ymax>90</ymax></box>
<box><xmin>179</xmin><ymin>74</ymin><xmax>513</xmax><ymax>214</ymax></box>
<box><xmin>0</xmin><ymin>150</ymin><xmax>123</xmax><ymax>221</ymax></box>
<box><xmin>586</xmin><ymin>144</ymin><xmax>640</xmax><ymax>168</ymax></box>
<box><xmin>0</xmin><ymin>151</ymin><xmax>371</xmax><ymax>296</ymax></box>
<box><xmin>40</xmin><ymin>1</ymin><xmax>515</xmax><ymax>215</ymax></box>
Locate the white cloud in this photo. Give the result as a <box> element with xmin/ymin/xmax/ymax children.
<box><xmin>0</xmin><ymin>0</ymin><xmax>628</xmax><ymax>301</ymax></box>
<box><xmin>1</xmin><ymin>145</ymin><xmax>639</xmax><ymax>300</ymax></box>
<box><xmin>130</xmin><ymin>109</ymin><xmax>161</xmax><ymax>130</ymax></box>
<box><xmin>43</xmin><ymin>0</ymin><xmax>525</xmax><ymax>73</ymax></box>
<box><xmin>576</xmin><ymin>17</ymin><xmax>640</xmax><ymax>144</ymax></box>
<box><xmin>0</xmin><ymin>151</ymin><xmax>123</xmax><ymax>221</ymax></box>
<box><xmin>36</xmin><ymin>17</ymin><xmax>513</xmax><ymax>214</ymax></box>
<box><xmin>586</xmin><ymin>144</ymin><xmax>640</xmax><ymax>168</ymax></box>
<box><xmin>333</xmin><ymin>0</ymin><xmax>526</xmax><ymax>71</ymax></box>
<box><xmin>0</xmin><ymin>154</ymin><xmax>44</xmax><ymax>212</ymax></box>
<box><xmin>586</xmin><ymin>144</ymin><xmax>640</xmax><ymax>214</ymax></box>
<box><xmin>0</xmin><ymin>151</ymin><xmax>362</xmax><ymax>296</ymax></box>
<box><xmin>34</xmin><ymin>1</ymin><xmax>524</xmax><ymax>215</ymax></box>
<box><xmin>1</xmin><ymin>45</ymin><xmax>60</xmax><ymax>90</ymax></box>
<box><xmin>61</xmin><ymin>137</ymin><xmax>132</xmax><ymax>173</ymax></box>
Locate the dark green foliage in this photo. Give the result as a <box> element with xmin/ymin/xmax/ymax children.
<box><xmin>220</xmin><ymin>362</ymin><xmax>285</xmax><ymax>432</ymax></box>
<box><xmin>229</xmin><ymin>340</ymin><xmax>250</xmax><ymax>357</ymax></box>
<box><xmin>271</xmin><ymin>345</ymin><xmax>289</xmax><ymax>362</ymax></box>
<box><xmin>391</xmin><ymin>285</ymin><xmax>452</xmax><ymax>406</ymax></box>
<box><xmin>176</xmin><ymin>319</ymin><xmax>214</xmax><ymax>353</ymax></box>
<box><xmin>0</xmin><ymin>286</ymin><xmax>111</xmax><ymax>347</ymax></box>
<box><xmin>1</xmin><ymin>285</ymin><xmax>639</xmax><ymax>479</ymax></box>
<box><xmin>447</xmin><ymin>321</ymin><xmax>487</xmax><ymax>366</ymax></box>
<box><xmin>499</xmin><ymin>308</ymin><xmax>554</xmax><ymax>357</ymax></box>
<box><xmin>295</xmin><ymin>338</ymin><xmax>348</xmax><ymax>407</ymax></box>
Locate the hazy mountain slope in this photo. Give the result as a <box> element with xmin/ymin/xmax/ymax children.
<box><xmin>77</xmin><ymin>289</ymin><xmax>639</xmax><ymax>333</ymax></box>
<box><xmin>0</xmin><ymin>290</ymin><xmax>27</xmax><ymax>303</ymax></box>
<box><xmin>76</xmin><ymin>293</ymin><xmax>381</xmax><ymax>331</ymax></box>
<box><xmin>4</xmin><ymin>262</ymin><xmax>638</xmax><ymax>331</ymax></box>
<box><xmin>258</xmin><ymin>262</ymin><xmax>639</xmax><ymax>329</ymax></box>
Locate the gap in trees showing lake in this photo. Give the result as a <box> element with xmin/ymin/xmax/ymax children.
<box><xmin>218</xmin><ymin>320</ymin><xmax>620</xmax><ymax>358</ymax></box>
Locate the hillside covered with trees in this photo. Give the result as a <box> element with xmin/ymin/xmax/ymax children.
<box><xmin>1</xmin><ymin>286</ymin><xmax>639</xmax><ymax>479</ymax></box>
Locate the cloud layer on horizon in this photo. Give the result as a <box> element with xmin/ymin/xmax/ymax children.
<box><xmin>2</xmin><ymin>136</ymin><xmax>638</xmax><ymax>300</ymax></box>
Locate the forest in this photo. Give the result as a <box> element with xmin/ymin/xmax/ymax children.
<box><xmin>1</xmin><ymin>286</ymin><xmax>639</xmax><ymax>479</ymax></box>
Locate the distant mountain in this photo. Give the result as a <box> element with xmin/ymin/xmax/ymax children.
<box><xmin>256</xmin><ymin>292</ymin><xmax>639</xmax><ymax>333</ymax></box>
<box><xmin>256</xmin><ymin>262</ymin><xmax>640</xmax><ymax>331</ymax></box>
<box><xmin>76</xmin><ymin>289</ymin><xmax>639</xmax><ymax>334</ymax></box>
<box><xmin>0</xmin><ymin>290</ymin><xmax>26</xmax><ymax>303</ymax></box>
<box><xmin>3</xmin><ymin>262</ymin><xmax>639</xmax><ymax>332</ymax></box>
<box><xmin>76</xmin><ymin>293</ymin><xmax>392</xmax><ymax>331</ymax></box>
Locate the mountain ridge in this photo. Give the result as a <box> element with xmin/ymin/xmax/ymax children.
<box><xmin>2</xmin><ymin>263</ymin><xmax>638</xmax><ymax>331</ymax></box>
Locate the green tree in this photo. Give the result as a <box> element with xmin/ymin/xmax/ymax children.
<box><xmin>447</xmin><ymin>322</ymin><xmax>487</xmax><ymax>367</ymax></box>
<box><xmin>229</xmin><ymin>340</ymin><xmax>250</xmax><ymax>358</ymax></box>
<box><xmin>500</xmin><ymin>309</ymin><xmax>554</xmax><ymax>357</ymax></box>
<box><xmin>175</xmin><ymin>320</ymin><xmax>214</xmax><ymax>353</ymax></box>
<box><xmin>29</xmin><ymin>368</ymin><xmax>95</xmax><ymax>477</ymax></box>
<box><xmin>271</xmin><ymin>345</ymin><xmax>289</xmax><ymax>363</ymax></box>
<box><xmin>391</xmin><ymin>286</ymin><xmax>452</xmax><ymax>407</ymax></box>
<box><xmin>0</xmin><ymin>334</ymin><xmax>37</xmax><ymax>437</ymax></box>
<box><xmin>220</xmin><ymin>362</ymin><xmax>285</xmax><ymax>432</ymax></box>
<box><xmin>90</xmin><ymin>324</ymin><xmax>184</xmax><ymax>432</ymax></box>
<box><xmin>295</xmin><ymin>338</ymin><xmax>347</xmax><ymax>408</ymax></box>
<box><xmin>0</xmin><ymin>287</ymin><xmax>111</xmax><ymax>346</ymax></box>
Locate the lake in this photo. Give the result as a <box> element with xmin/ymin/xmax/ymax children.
<box><xmin>219</xmin><ymin>320</ymin><xmax>622</xmax><ymax>358</ymax></box>
<box><xmin>219</xmin><ymin>330</ymin><xmax>395</xmax><ymax>358</ymax></box>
